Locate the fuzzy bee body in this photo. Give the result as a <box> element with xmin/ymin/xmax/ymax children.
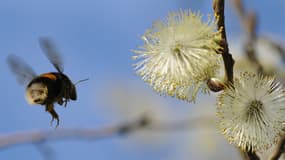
<box><xmin>26</xmin><ymin>72</ymin><xmax>76</xmax><ymax>106</ymax></box>
<box><xmin>7</xmin><ymin>38</ymin><xmax>77</xmax><ymax>127</ymax></box>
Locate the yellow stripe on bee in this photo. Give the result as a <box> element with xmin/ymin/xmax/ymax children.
<box><xmin>40</xmin><ymin>73</ymin><xmax>57</xmax><ymax>80</ymax></box>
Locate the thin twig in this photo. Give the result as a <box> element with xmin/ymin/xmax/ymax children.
<box><xmin>214</xmin><ymin>1</ymin><xmax>260</xmax><ymax>159</ymax></box>
<box><xmin>259</xmin><ymin>36</ymin><xmax>285</xmax><ymax>65</ymax></box>
<box><xmin>232</xmin><ymin>0</ymin><xmax>264</xmax><ymax>73</ymax></box>
<box><xmin>233</xmin><ymin>1</ymin><xmax>285</xmax><ymax>159</ymax></box>
<box><xmin>213</xmin><ymin>0</ymin><xmax>235</xmax><ymax>84</ymax></box>
<box><xmin>0</xmin><ymin>116</ymin><xmax>148</xmax><ymax>149</ymax></box>
<box><xmin>0</xmin><ymin>115</ymin><xmax>215</xmax><ymax>149</ymax></box>
<box><xmin>0</xmin><ymin>126</ymin><xmax>119</xmax><ymax>149</ymax></box>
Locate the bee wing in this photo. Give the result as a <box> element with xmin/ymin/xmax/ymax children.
<box><xmin>7</xmin><ymin>54</ymin><xmax>37</xmax><ymax>85</ymax></box>
<box><xmin>39</xmin><ymin>37</ymin><xmax>64</xmax><ymax>73</ymax></box>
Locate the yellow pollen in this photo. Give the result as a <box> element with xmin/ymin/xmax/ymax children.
<box><xmin>40</xmin><ymin>73</ymin><xmax>57</xmax><ymax>80</ymax></box>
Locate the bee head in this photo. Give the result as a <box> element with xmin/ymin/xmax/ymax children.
<box><xmin>25</xmin><ymin>82</ymin><xmax>48</xmax><ymax>105</ymax></box>
<box><xmin>70</xmin><ymin>84</ymin><xmax>77</xmax><ymax>100</ymax></box>
<box><xmin>70</xmin><ymin>78</ymin><xmax>89</xmax><ymax>101</ymax></box>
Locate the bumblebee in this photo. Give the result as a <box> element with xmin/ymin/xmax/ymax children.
<box><xmin>7</xmin><ymin>38</ymin><xmax>77</xmax><ymax>127</ymax></box>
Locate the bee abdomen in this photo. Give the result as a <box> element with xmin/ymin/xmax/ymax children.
<box><xmin>25</xmin><ymin>82</ymin><xmax>48</xmax><ymax>105</ymax></box>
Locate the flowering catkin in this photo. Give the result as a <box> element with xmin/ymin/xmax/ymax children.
<box><xmin>217</xmin><ymin>72</ymin><xmax>285</xmax><ymax>152</ymax></box>
<box><xmin>133</xmin><ymin>10</ymin><xmax>222</xmax><ymax>102</ymax></box>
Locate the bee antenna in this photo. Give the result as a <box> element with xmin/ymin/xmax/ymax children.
<box><xmin>74</xmin><ymin>78</ymin><xmax>89</xmax><ymax>85</ymax></box>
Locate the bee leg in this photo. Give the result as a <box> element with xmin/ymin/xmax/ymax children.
<box><xmin>45</xmin><ymin>104</ymin><xmax>60</xmax><ymax>128</ymax></box>
<box><xmin>57</xmin><ymin>98</ymin><xmax>68</xmax><ymax>107</ymax></box>
<box><xmin>64</xmin><ymin>99</ymin><xmax>68</xmax><ymax>107</ymax></box>
<box><xmin>57</xmin><ymin>98</ymin><xmax>64</xmax><ymax>105</ymax></box>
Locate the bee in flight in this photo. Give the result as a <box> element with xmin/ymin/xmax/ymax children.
<box><xmin>7</xmin><ymin>38</ymin><xmax>79</xmax><ymax>127</ymax></box>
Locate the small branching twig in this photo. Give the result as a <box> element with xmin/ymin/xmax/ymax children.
<box><xmin>214</xmin><ymin>1</ymin><xmax>261</xmax><ymax>159</ymax></box>
<box><xmin>0</xmin><ymin>115</ymin><xmax>215</xmax><ymax>149</ymax></box>
<box><xmin>233</xmin><ymin>1</ymin><xmax>285</xmax><ymax>159</ymax></box>
<box><xmin>244</xmin><ymin>13</ymin><xmax>264</xmax><ymax>73</ymax></box>
<box><xmin>0</xmin><ymin>126</ymin><xmax>119</xmax><ymax>149</ymax></box>
<box><xmin>259</xmin><ymin>36</ymin><xmax>285</xmax><ymax>65</ymax></box>
<box><xmin>213</xmin><ymin>0</ymin><xmax>235</xmax><ymax>84</ymax></box>
<box><xmin>0</xmin><ymin>116</ymin><xmax>149</xmax><ymax>149</ymax></box>
<box><xmin>117</xmin><ymin>114</ymin><xmax>150</xmax><ymax>135</ymax></box>
<box><xmin>232</xmin><ymin>0</ymin><xmax>264</xmax><ymax>73</ymax></box>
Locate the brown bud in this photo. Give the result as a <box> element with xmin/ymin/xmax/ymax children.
<box><xmin>207</xmin><ymin>78</ymin><xmax>225</xmax><ymax>92</ymax></box>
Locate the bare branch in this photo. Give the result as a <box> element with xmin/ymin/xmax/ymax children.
<box><xmin>0</xmin><ymin>116</ymin><xmax>148</xmax><ymax>149</ymax></box>
<box><xmin>232</xmin><ymin>0</ymin><xmax>264</xmax><ymax>73</ymax></box>
<box><xmin>259</xmin><ymin>36</ymin><xmax>285</xmax><ymax>65</ymax></box>
<box><xmin>0</xmin><ymin>115</ymin><xmax>215</xmax><ymax>149</ymax></box>
<box><xmin>0</xmin><ymin>126</ymin><xmax>117</xmax><ymax>149</ymax></box>
<box><xmin>213</xmin><ymin>0</ymin><xmax>235</xmax><ymax>84</ymax></box>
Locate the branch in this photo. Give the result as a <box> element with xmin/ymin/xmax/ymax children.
<box><xmin>213</xmin><ymin>0</ymin><xmax>235</xmax><ymax>84</ymax></box>
<box><xmin>0</xmin><ymin>115</ymin><xmax>215</xmax><ymax>149</ymax></box>
<box><xmin>213</xmin><ymin>1</ymin><xmax>260</xmax><ymax>159</ymax></box>
<box><xmin>233</xmin><ymin>1</ymin><xmax>285</xmax><ymax>159</ymax></box>
<box><xmin>259</xmin><ymin>36</ymin><xmax>285</xmax><ymax>65</ymax></box>
<box><xmin>0</xmin><ymin>116</ymin><xmax>149</xmax><ymax>149</ymax></box>
<box><xmin>232</xmin><ymin>0</ymin><xmax>264</xmax><ymax>73</ymax></box>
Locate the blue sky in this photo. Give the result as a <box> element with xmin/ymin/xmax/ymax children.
<box><xmin>0</xmin><ymin>0</ymin><xmax>284</xmax><ymax>159</ymax></box>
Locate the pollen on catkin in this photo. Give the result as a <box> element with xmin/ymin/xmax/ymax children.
<box><xmin>133</xmin><ymin>9</ymin><xmax>222</xmax><ymax>102</ymax></box>
<box><xmin>217</xmin><ymin>72</ymin><xmax>285</xmax><ymax>152</ymax></box>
